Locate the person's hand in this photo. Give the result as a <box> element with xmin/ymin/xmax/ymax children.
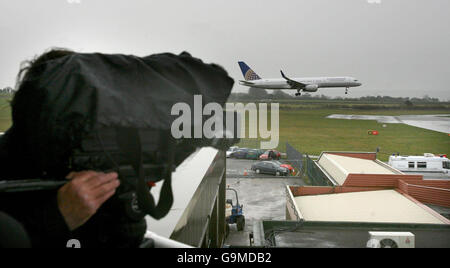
<box><xmin>57</xmin><ymin>171</ymin><xmax>120</xmax><ymax>231</ymax></box>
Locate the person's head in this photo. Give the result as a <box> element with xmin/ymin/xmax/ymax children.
<box><xmin>13</xmin><ymin>48</ymin><xmax>75</xmax><ymax>124</ymax></box>
<box><xmin>7</xmin><ymin>48</ymin><xmax>75</xmax><ymax>177</ymax></box>
<box><xmin>16</xmin><ymin>49</ymin><xmax>75</xmax><ymax>84</ymax></box>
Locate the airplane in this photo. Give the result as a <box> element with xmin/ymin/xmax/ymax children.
<box><xmin>238</xmin><ymin>61</ymin><xmax>362</xmax><ymax>96</ymax></box>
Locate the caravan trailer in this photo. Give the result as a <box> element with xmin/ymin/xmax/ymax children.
<box><xmin>388</xmin><ymin>154</ymin><xmax>450</xmax><ymax>174</ymax></box>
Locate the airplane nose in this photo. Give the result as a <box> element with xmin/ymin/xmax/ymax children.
<box><xmin>356</xmin><ymin>82</ymin><xmax>362</xmax><ymax>87</ymax></box>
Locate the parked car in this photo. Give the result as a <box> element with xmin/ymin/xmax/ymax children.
<box><xmin>230</xmin><ymin>148</ymin><xmax>250</xmax><ymax>159</ymax></box>
<box><xmin>259</xmin><ymin>150</ymin><xmax>281</xmax><ymax>160</ymax></box>
<box><xmin>231</xmin><ymin>148</ymin><xmax>270</xmax><ymax>160</ymax></box>
<box><xmin>251</xmin><ymin>161</ymin><xmax>289</xmax><ymax>176</ymax></box>
<box><xmin>246</xmin><ymin>149</ymin><xmax>262</xmax><ymax>160</ymax></box>
<box><xmin>272</xmin><ymin>161</ymin><xmax>294</xmax><ymax>174</ymax></box>
<box><xmin>226</xmin><ymin>146</ymin><xmax>239</xmax><ymax>158</ymax></box>
<box><xmin>255</xmin><ymin>149</ymin><xmax>266</xmax><ymax>158</ymax></box>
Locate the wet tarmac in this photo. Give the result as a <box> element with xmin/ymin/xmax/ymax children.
<box><xmin>224</xmin><ymin>177</ymin><xmax>305</xmax><ymax>246</ymax></box>
<box><xmin>224</xmin><ymin>157</ymin><xmax>305</xmax><ymax>246</ymax></box>
<box><xmin>327</xmin><ymin>114</ymin><xmax>450</xmax><ymax>134</ymax></box>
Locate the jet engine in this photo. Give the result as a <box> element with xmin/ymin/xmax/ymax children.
<box><xmin>303</xmin><ymin>85</ymin><xmax>319</xmax><ymax>92</ymax></box>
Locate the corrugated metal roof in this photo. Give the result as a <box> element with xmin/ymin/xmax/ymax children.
<box><xmin>294</xmin><ymin>190</ymin><xmax>448</xmax><ymax>225</ymax></box>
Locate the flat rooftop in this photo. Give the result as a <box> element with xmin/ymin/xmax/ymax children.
<box><xmin>325</xmin><ymin>153</ymin><xmax>396</xmax><ymax>174</ymax></box>
<box><xmin>255</xmin><ymin>221</ymin><xmax>450</xmax><ymax>248</ymax></box>
<box><xmin>294</xmin><ymin>190</ymin><xmax>449</xmax><ymax>225</ymax></box>
<box><xmin>317</xmin><ymin>153</ymin><xmax>403</xmax><ymax>185</ymax></box>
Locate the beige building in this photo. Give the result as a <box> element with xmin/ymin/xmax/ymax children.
<box><xmin>293</xmin><ymin>189</ymin><xmax>449</xmax><ymax>225</ymax></box>
<box><xmin>317</xmin><ymin>152</ymin><xmax>403</xmax><ymax>185</ymax></box>
<box><xmin>286</xmin><ymin>151</ymin><xmax>450</xmax><ymax>225</ymax></box>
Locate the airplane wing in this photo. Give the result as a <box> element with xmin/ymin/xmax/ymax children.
<box><xmin>280</xmin><ymin>70</ymin><xmax>307</xmax><ymax>89</ymax></box>
<box><xmin>239</xmin><ymin>80</ymin><xmax>255</xmax><ymax>86</ymax></box>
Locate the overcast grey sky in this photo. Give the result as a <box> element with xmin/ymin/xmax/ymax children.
<box><xmin>1</xmin><ymin>0</ymin><xmax>449</xmax><ymax>99</ymax></box>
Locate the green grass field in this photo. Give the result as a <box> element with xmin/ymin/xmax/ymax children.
<box><xmin>0</xmin><ymin>97</ymin><xmax>12</xmax><ymax>132</ymax></box>
<box><xmin>237</xmin><ymin>105</ymin><xmax>450</xmax><ymax>162</ymax></box>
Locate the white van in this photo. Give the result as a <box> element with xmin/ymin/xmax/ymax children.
<box><xmin>388</xmin><ymin>154</ymin><xmax>450</xmax><ymax>174</ymax></box>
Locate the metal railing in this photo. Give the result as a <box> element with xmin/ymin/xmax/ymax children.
<box><xmin>286</xmin><ymin>142</ymin><xmax>304</xmax><ymax>176</ymax></box>
<box><xmin>305</xmin><ymin>155</ymin><xmax>333</xmax><ymax>186</ymax></box>
<box><xmin>146</xmin><ymin>148</ymin><xmax>227</xmax><ymax>248</ymax></box>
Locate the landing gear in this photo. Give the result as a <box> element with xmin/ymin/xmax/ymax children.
<box><xmin>295</xmin><ymin>90</ymin><xmax>302</xmax><ymax>97</ymax></box>
<box><xmin>345</xmin><ymin>87</ymin><xmax>349</xmax><ymax>95</ymax></box>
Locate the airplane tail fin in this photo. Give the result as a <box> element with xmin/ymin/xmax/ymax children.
<box><xmin>238</xmin><ymin>61</ymin><xmax>262</xmax><ymax>81</ymax></box>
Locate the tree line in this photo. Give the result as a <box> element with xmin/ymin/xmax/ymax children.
<box><xmin>0</xmin><ymin>87</ymin><xmax>15</xmax><ymax>94</ymax></box>
<box><xmin>228</xmin><ymin>88</ymin><xmax>446</xmax><ymax>104</ymax></box>
<box><xmin>1</xmin><ymin>86</ymin><xmax>446</xmax><ymax>104</ymax></box>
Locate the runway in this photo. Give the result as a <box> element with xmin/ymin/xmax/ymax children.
<box><xmin>327</xmin><ymin>114</ymin><xmax>450</xmax><ymax>134</ymax></box>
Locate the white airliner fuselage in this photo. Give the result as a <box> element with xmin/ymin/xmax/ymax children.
<box><xmin>238</xmin><ymin>61</ymin><xmax>362</xmax><ymax>96</ymax></box>
<box><xmin>240</xmin><ymin>77</ymin><xmax>362</xmax><ymax>90</ymax></box>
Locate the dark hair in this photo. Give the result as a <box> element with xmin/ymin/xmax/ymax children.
<box><xmin>15</xmin><ymin>48</ymin><xmax>74</xmax><ymax>90</ymax></box>
<box><xmin>12</xmin><ymin>48</ymin><xmax>74</xmax><ymax>123</ymax></box>
<box><xmin>7</xmin><ymin>48</ymin><xmax>75</xmax><ymax>178</ymax></box>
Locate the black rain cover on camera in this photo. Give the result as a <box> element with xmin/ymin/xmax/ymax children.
<box><xmin>12</xmin><ymin>51</ymin><xmax>235</xmax><ymax>177</ymax></box>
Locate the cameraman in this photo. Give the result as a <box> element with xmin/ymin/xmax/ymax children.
<box><xmin>0</xmin><ymin>50</ymin><xmax>143</xmax><ymax>248</ymax></box>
